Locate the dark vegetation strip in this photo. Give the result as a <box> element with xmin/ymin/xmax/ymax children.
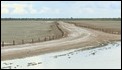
<box><xmin>1</xmin><ymin>18</ymin><xmax>121</xmax><ymax>21</ymax></box>
<box><xmin>54</xmin><ymin>22</ymin><xmax>64</xmax><ymax>37</ymax></box>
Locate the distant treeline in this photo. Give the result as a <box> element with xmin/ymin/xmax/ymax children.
<box><xmin>1</xmin><ymin>18</ymin><xmax>121</xmax><ymax>21</ymax></box>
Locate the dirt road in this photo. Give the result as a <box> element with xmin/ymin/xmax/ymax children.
<box><xmin>1</xmin><ymin>21</ymin><xmax>121</xmax><ymax>60</ymax></box>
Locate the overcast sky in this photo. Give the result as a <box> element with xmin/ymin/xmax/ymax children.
<box><xmin>1</xmin><ymin>1</ymin><xmax>121</xmax><ymax>18</ymax></box>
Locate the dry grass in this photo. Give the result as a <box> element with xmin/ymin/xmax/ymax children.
<box><xmin>65</xmin><ymin>20</ymin><xmax>121</xmax><ymax>34</ymax></box>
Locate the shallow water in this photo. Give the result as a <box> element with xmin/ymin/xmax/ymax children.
<box><xmin>1</xmin><ymin>41</ymin><xmax>121</xmax><ymax>69</ymax></box>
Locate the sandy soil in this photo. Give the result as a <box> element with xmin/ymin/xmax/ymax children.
<box><xmin>1</xmin><ymin>21</ymin><xmax>121</xmax><ymax>61</ymax></box>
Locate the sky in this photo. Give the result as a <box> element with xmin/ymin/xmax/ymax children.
<box><xmin>1</xmin><ymin>1</ymin><xmax>121</xmax><ymax>18</ymax></box>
